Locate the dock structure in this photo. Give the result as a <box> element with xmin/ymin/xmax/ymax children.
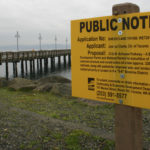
<box><xmin>0</xmin><ymin>49</ymin><xmax>71</xmax><ymax>80</ymax></box>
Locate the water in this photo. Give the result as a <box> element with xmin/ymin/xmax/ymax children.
<box><xmin>0</xmin><ymin>57</ymin><xmax>71</xmax><ymax>80</ymax></box>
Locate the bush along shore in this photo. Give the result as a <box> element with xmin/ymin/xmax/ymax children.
<box><xmin>0</xmin><ymin>76</ymin><xmax>150</xmax><ymax>150</ymax></box>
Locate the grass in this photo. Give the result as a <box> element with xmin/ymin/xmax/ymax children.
<box><xmin>0</xmin><ymin>88</ymin><xmax>115</xmax><ymax>149</ymax></box>
<box><xmin>0</xmin><ymin>88</ymin><xmax>114</xmax><ymax>132</ymax></box>
<box><xmin>65</xmin><ymin>130</ymin><xmax>114</xmax><ymax>150</ymax></box>
<box><xmin>1</xmin><ymin>88</ymin><xmax>150</xmax><ymax>149</ymax></box>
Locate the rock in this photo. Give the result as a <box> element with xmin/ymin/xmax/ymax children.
<box><xmin>8</xmin><ymin>78</ymin><xmax>36</xmax><ymax>91</ymax></box>
<box><xmin>51</xmin><ymin>83</ymin><xmax>72</xmax><ymax>97</ymax></box>
<box><xmin>34</xmin><ymin>76</ymin><xmax>71</xmax><ymax>95</ymax></box>
<box><xmin>33</xmin><ymin>83</ymin><xmax>54</xmax><ymax>92</ymax></box>
<box><xmin>6</xmin><ymin>76</ymin><xmax>72</xmax><ymax>96</ymax></box>
<box><xmin>36</xmin><ymin>76</ymin><xmax>71</xmax><ymax>85</ymax></box>
<box><xmin>0</xmin><ymin>78</ymin><xmax>8</xmax><ymax>88</ymax></box>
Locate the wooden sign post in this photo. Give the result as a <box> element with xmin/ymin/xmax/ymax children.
<box><xmin>113</xmin><ymin>3</ymin><xmax>142</xmax><ymax>150</ymax></box>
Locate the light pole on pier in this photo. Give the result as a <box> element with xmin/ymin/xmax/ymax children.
<box><xmin>66</xmin><ymin>37</ymin><xmax>68</xmax><ymax>49</ymax></box>
<box><xmin>15</xmin><ymin>31</ymin><xmax>20</xmax><ymax>51</ymax></box>
<box><xmin>38</xmin><ymin>33</ymin><xmax>42</xmax><ymax>50</ymax></box>
<box><xmin>55</xmin><ymin>35</ymin><xmax>57</xmax><ymax>50</ymax></box>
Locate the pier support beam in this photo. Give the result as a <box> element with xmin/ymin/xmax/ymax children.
<box><xmin>40</xmin><ymin>59</ymin><xmax>42</xmax><ymax>73</ymax></box>
<box><xmin>44</xmin><ymin>58</ymin><xmax>48</xmax><ymax>73</ymax></box>
<box><xmin>64</xmin><ymin>55</ymin><xmax>66</xmax><ymax>67</ymax></box>
<box><xmin>51</xmin><ymin>57</ymin><xmax>55</xmax><ymax>71</ymax></box>
<box><xmin>21</xmin><ymin>60</ymin><xmax>24</xmax><ymax>78</ymax></box>
<box><xmin>13</xmin><ymin>62</ymin><xmax>18</xmax><ymax>78</ymax></box>
<box><xmin>68</xmin><ymin>54</ymin><xmax>71</xmax><ymax>66</ymax></box>
<box><xmin>0</xmin><ymin>53</ymin><xmax>2</xmax><ymax>65</ymax></box>
<box><xmin>37</xmin><ymin>59</ymin><xmax>39</xmax><ymax>73</ymax></box>
<box><xmin>25</xmin><ymin>60</ymin><xmax>28</xmax><ymax>75</ymax></box>
<box><xmin>30</xmin><ymin>60</ymin><xmax>33</xmax><ymax>74</ymax></box>
<box><xmin>58</xmin><ymin>56</ymin><xmax>61</xmax><ymax>68</ymax></box>
<box><xmin>15</xmin><ymin>62</ymin><xmax>18</xmax><ymax>77</ymax></box>
<box><xmin>5</xmin><ymin>61</ymin><xmax>9</xmax><ymax>80</ymax></box>
<box><xmin>13</xmin><ymin>62</ymin><xmax>15</xmax><ymax>78</ymax></box>
<box><xmin>33</xmin><ymin>59</ymin><xmax>35</xmax><ymax>74</ymax></box>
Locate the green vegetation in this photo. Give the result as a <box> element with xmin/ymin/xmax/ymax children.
<box><xmin>0</xmin><ymin>88</ymin><xmax>150</xmax><ymax>149</ymax></box>
<box><xmin>65</xmin><ymin>130</ymin><xmax>114</xmax><ymax>150</ymax></box>
<box><xmin>0</xmin><ymin>88</ymin><xmax>114</xmax><ymax>131</ymax></box>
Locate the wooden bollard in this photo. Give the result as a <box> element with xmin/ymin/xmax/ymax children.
<box><xmin>112</xmin><ymin>3</ymin><xmax>142</xmax><ymax>150</ymax></box>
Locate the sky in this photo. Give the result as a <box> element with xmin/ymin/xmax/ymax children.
<box><xmin>0</xmin><ymin>0</ymin><xmax>150</xmax><ymax>49</ymax></box>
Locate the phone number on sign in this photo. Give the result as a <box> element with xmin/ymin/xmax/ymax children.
<box><xmin>97</xmin><ymin>91</ymin><xmax>127</xmax><ymax>99</ymax></box>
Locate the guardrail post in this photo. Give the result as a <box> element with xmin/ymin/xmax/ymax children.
<box><xmin>112</xmin><ymin>3</ymin><xmax>142</xmax><ymax>150</ymax></box>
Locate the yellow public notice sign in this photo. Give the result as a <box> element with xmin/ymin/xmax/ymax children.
<box><xmin>71</xmin><ymin>12</ymin><xmax>150</xmax><ymax>109</ymax></box>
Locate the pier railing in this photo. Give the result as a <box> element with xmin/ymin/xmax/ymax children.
<box><xmin>0</xmin><ymin>49</ymin><xmax>71</xmax><ymax>63</ymax></box>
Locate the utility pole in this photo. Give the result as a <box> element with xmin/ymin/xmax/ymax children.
<box><xmin>38</xmin><ymin>33</ymin><xmax>42</xmax><ymax>50</ymax></box>
<box><xmin>55</xmin><ymin>35</ymin><xmax>57</xmax><ymax>50</ymax></box>
<box><xmin>66</xmin><ymin>37</ymin><xmax>68</xmax><ymax>49</ymax></box>
<box><xmin>15</xmin><ymin>31</ymin><xmax>20</xmax><ymax>51</ymax></box>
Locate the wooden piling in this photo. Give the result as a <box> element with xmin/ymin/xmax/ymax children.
<box><xmin>37</xmin><ymin>59</ymin><xmax>39</xmax><ymax>73</ymax></box>
<box><xmin>25</xmin><ymin>60</ymin><xmax>28</xmax><ymax>75</ymax></box>
<box><xmin>15</xmin><ymin>62</ymin><xmax>18</xmax><ymax>77</ymax></box>
<box><xmin>13</xmin><ymin>62</ymin><xmax>15</xmax><ymax>78</ymax></box>
<box><xmin>68</xmin><ymin>54</ymin><xmax>71</xmax><ymax>66</ymax></box>
<box><xmin>21</xmin><ymin>60</ymin><xmax>24</xmax><ymax>77</ymax></box>
<box><xmin>64</xmin><ymin>55</ymin><xmax>66</xmax><ymax>67</ymax></box>
<box><xmin>30</xmin><ymin>60</ymin><xmax>33</xmax><ymax>74</ymax></box>
<box><xmin>51</xmin><ymin>57</ymin><xmax>55</xmax><ymax>71</ymax></box>
<box><xmin>5</xmin><ymin>61</ymin><xmax>8</xmax><ymax>80</ymax></box>
<box><xmin>58</xmin><ymin>56</ymin><xmax>61</xmax><ymax>68</ymax></box>
<box><xmin>40</xmin><ymin>59</ymin><xmax>42</xmax><ymax>73</ymax></box>
<box><xmin>0</xmin><ymin>53</ymin><xmax>2</xmax><ymax>65</ymax></box>
<box><xmin>45</xmin><ymin>58</ymin><xmax>48</xmax><ymax>73</ymax></box>
<box><xmin>33</xmin><ymin>59</ymin><xmax>35</xmax><ymax>74</ymax></box>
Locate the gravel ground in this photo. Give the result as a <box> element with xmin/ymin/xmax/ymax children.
<box><xmin>0</xmin><ymin>88</ymin><xmax>150</xmax><ymax>149</ymax></box>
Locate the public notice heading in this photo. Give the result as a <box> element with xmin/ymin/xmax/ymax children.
<box><xmin>71</xmin><ymin>12</ymin><xmax>150</xmax><ymax>109</ymax></box>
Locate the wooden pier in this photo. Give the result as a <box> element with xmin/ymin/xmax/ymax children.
<box><xmin>0</xmin><ymin>49</ymin><xmax>71</xmax><ymax>79</ymax></box>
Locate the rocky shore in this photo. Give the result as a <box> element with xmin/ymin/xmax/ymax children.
<box><xmin>0</xmin><ymin>76</ymin><xmax>72</xmax><ymax>96</ymax></box>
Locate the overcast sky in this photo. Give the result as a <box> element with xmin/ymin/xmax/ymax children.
<box><xmin>0</xmin><ymin>0</ymin><xmax>150</xmax><ymax>48</ymax></box>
